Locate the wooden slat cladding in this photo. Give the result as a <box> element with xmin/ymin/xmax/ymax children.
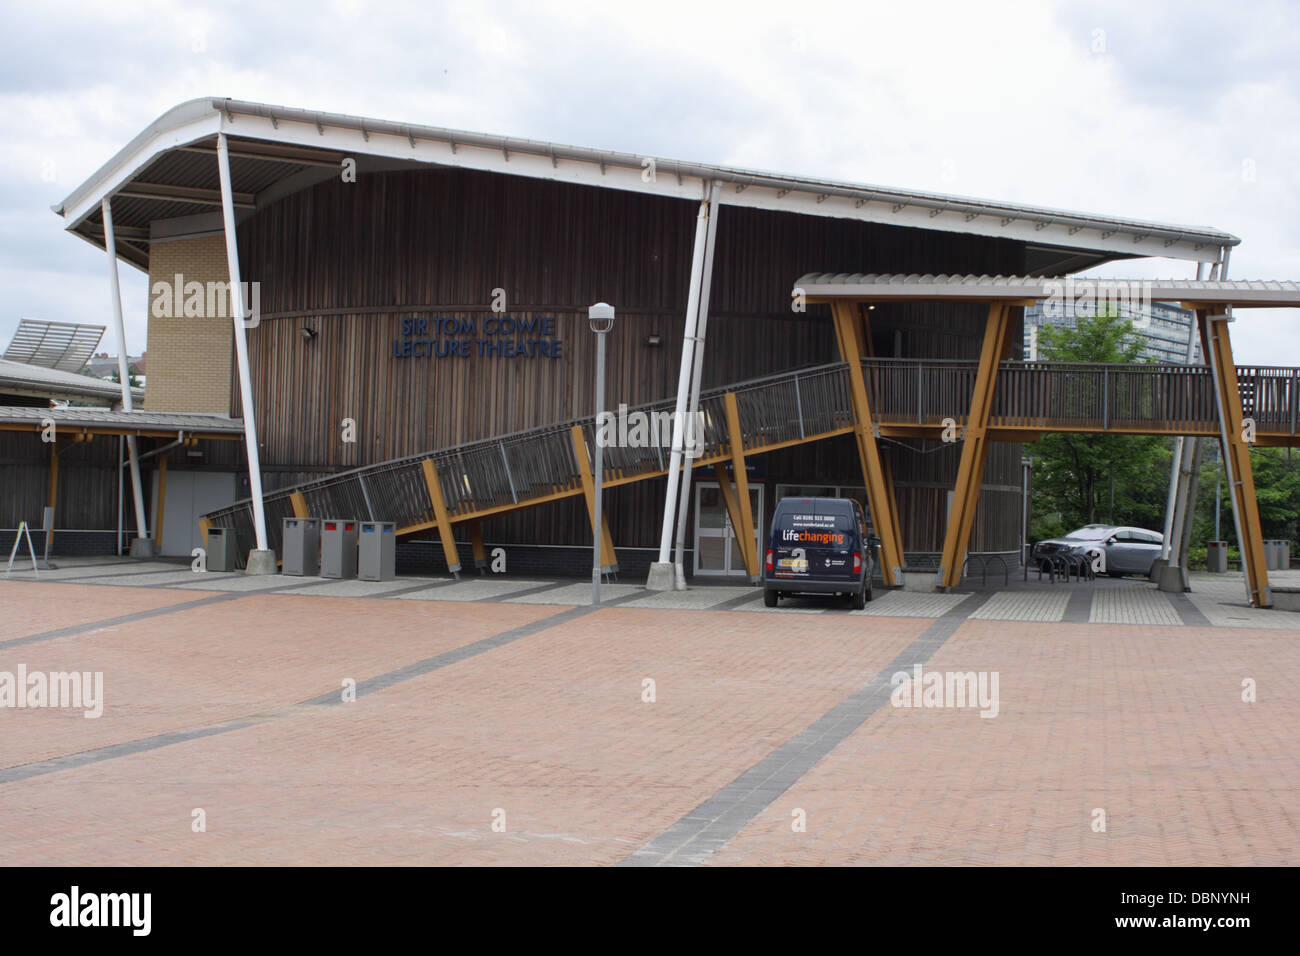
<box><xmin>230</xmin><ymin>166</ymin><xmax>1026</xmax><ymax>551</ymax></box>
<box><xmin>1</xmin><ymin>432</ymin><xmax>246</xmax><ymax>533</ymax></box>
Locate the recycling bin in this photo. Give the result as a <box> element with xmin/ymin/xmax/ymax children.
<box><xmin>1206</xmin><ymin>540</ymin><xmax>1228</xmax><ymax>574</ymax></box>
<box><xmin>206</xmin><ymin>526</ymin><xmax>234</xmax><ymax>572</ymax></box>
<box><xmin>282</xmin><ymin>517</ymin><xmax>321</xmax><ymax>576</ymax></box>
<box><xmin>1282</xmin><ymin>540</ymin><xmax>1292</xmax><ymax>570</ymax></box>
<box><xmin>1265</xmin><ymin>539</ymin><xmax>1282</xmax><ymax>570</ymax></box>
<box><xmin>358</xmin><ymin>521</ymin><xmax>396</xmax><ymax>581</ymax></box>
<box><xmin>320</xmin><ymin>519</ymin><xmax>359</xmax><ymax>579</ymax></box>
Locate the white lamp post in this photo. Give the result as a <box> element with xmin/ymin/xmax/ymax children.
<box><xmin>589</xmin><ymin>302</ymin><xmax>615</xmax><ymax>604</ymax></box>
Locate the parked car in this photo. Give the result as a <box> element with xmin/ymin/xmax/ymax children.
<box><xmin>1032</xmin><ymin>524</ymin><xmax>1164</xmax><ymax>577</ymax></box>
<box><xmin>764</xmin><ymin>497</ymin><xmax>877</xmax><ymax>608</ymax></box>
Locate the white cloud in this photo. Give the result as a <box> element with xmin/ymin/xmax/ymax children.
<box><xmin>1</xmin><ymin>0</ymin><xmax>1296</xmax><ymax>364</ymax></box>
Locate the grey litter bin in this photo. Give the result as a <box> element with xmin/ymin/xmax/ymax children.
<box><xmin>206</xmin><ymin>526</ymin><xmax>234</xmax><ymax>572</ymax></box>
<box><xmin>1206</xmin><ymin>540</ymin><xmax>1228</xmax><ymax>574</ymax></box>
<box><xmin>1282</xmin><ymin>540</ymin><xmax>1292</xmax><ymax>570</ymax></box>
<box><xmin>282</xmin><ymin>517</ymin><xmax>321</xmax><ymax>576</ymax></box>
<box><xmin>320</xmin><ymin>519</ymin><xmax>359</xmax><ymax>579</ymax></box>
<box><xmin>358</xmin><ymin>521</ymin><xmax>396</xmax><ymax>581</ymax></box>
<box><xmin>1264</xmin><ymin>539</ymin><xmax>1281</xmax><ymax>570</ymax></box>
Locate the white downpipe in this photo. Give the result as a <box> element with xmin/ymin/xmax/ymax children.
<box><xmin>656</xmin><ymin>184</ymin><xmax>713</xmax><ymax>563</ymax></box>
<box><xmin>672</xmin><ymin>181</ymin><xmax>722</xmax><ymax>588</ymax></box>
<box><xmin>102</xmin><ymin>198</ymin><xmax>149</xmax><ymax>541</ymax></box>
<box><xmin>216</xmin><ymin>133</ymin><xmax>269</xmax><ymax>553</ymax></box>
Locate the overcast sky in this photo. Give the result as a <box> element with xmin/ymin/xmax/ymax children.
<box><xmin>2</xmin><ymin>0</ymin><xmax>1296</xmax><ymax>362</ymax></box>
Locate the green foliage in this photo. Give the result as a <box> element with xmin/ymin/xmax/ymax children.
<box><xmin>107</xmin><ymin>367</ymin><xmax>142</xmax><ymax>389</ymax></box>
<box><xmin>1190</xmin><ymin>446</ymin><xmax>1300</xmax><ymax>551</ymax></box>
<box><xmin>1028</xmin><ymin>306</ymin><xmax>1172</xmax><ymax>539</ymax></box>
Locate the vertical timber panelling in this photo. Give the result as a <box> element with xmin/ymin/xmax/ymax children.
<box><xmin>235</xmin><ymin>167</ymin><xmax>1025</xmax><ymax>550</ymax></box>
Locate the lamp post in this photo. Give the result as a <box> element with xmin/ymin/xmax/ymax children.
<box><xmin>589</xmin><ymin>302</ymin><xmax>615</xmax><ymax>604</ymax></box>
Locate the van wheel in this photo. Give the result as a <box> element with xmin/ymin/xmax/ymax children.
<box><xmin>763</xmin><ymin>589</ymin><xmax>778</xmax><ymax>608</ymax></box>
<box><xmin>851</xmin><ymin>582</ymin><xmax>867</xmax><ymax>610</ymax></box>
<box><xmin>864</xmin><ymin>578</ymin><xmax>873</xmax><ymax>602</ymax></box>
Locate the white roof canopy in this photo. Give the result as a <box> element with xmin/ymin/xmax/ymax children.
<box><xmin>795</xmin><ymin>273</ymin><xmax>1300</xmax><ymax>307</ymax></box>
<box><xmin>55</xmin><ymin>97</ymin><xmax>1240</xmax><ymax>273</ymax></box>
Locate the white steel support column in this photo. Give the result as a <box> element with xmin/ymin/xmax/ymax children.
<box><xmin>1160</xmin><ymin>262</ymin><xmax>1208</xmax><ymax>561</ymax></box>
<box><xmin>1160</xmin><ymin>260</ymin><xmax>1210</xmax><ymax>568</ymax></box>
<box><xmin>102</xmin><ymin>198</ymin><xmax>150</xmax><ymax>553</ymax></box>
<box><xmin>216</xmin><ymin>133</ymin><xmax>274</xmax><ymax>571</ymax></box>
<box><xmin>647</xmin><ymin>181</ymin><xmax>715</xmax><ymax>590</ymax></box>
<box><xmin>672</xmin><ymin>180</ymin><xmax>722</xmax><ymax>589</ymax></box>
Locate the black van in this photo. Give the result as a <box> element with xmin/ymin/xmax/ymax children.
<box><xmin>763</xmin><ymin>497</ymin><xmax>876</xmax><ymax>609</ymax></box>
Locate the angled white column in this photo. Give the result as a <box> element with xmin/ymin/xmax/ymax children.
<box><xmin>646</xmin><ymin>181</ymin><xmax>715</xmax><ymax>590</ymax></box>
<box><xmin>101</xmin><ymin>198</ymin><xmax>150</xmax><ymax>555</ymax></box>
<box><xmin>672</xmin><ymin>180</ymin><xmax>722</xmax><ymax>588</ymax></box>
<box><xmin>216</xmin><ymin>132</ymin><xmax>274</xmax><ymax>573</ymax></box>
<box><xmin>1160</xmin><ymin>260</ymin><xmax>1208</xmax><ymax>570</ymax></box>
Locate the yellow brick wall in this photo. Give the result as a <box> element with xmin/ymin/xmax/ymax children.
<box><xmin>144</xmin><ymin>236</ymin><xmax>234</xmax><ymax>413</ymax></box>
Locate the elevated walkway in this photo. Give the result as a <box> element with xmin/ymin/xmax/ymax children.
<box><xmin>202</xmin><ymin>357</ymin><xmax>1300</xmax><ymax>581</ymax></box>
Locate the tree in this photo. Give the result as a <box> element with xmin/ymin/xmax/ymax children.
<box><xmin>107</xmin><ymin>367</ymin><xmax>142</xmax><ymax>389</ymax></box>
<box><xmin>1189</xmin><ymin>446</ymin><xmax>1300</xmax><ymax>555</ymax></box>
<box><xmin>1028</xmin><ymin>306</ymin><xmax>1173</xmax><ymax>540</ymax></box>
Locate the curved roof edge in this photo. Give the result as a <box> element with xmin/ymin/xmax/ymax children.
<box><xmin>54</xmin><ymin>96</ymin><xmax>1241</xmax><ymax>265</ymax></box>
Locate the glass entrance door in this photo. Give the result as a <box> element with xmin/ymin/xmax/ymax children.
<box><xmin>693</xmin><ymin>481</ymin><xmax>763</xmax><ymax>576</ymax></box>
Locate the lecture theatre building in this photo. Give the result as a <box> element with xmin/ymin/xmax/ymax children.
<box><xmin>26</xmin><ymin>97</ymin><xmax>1248</xmax><ymax>584</ymax></box>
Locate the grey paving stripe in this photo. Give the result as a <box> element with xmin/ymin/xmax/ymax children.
<box><xmin>6</xmin><ymin>559</ymin><xmax>165</xmax><ymax>576</ymax></box>
<box><xmin>0</xmin><ymin>592</ymin><xmax>246</xmax><ymax>651</ymax></box>
<box><xmin>376</xmin><ymin>577</ymin><xmax>466</xmax><ymax>598</ymax></box>
<box><xmin>619</xmin><ymin>590</ymin><xmax>993</xmax><ymax>868</ymax></box>
<box><xmin>1061</xmin><ymin>588</ymin><xmax>1093</xmax><ymax>622</ymax></box>
<box><xmin>0</xmin><ymin>719</ymin><xmax>261</xmax><ymax>785</ymax></box>
<box><xmin>0</xmin><ymin>593</ymin><xmax>646</xmax><ymax>785</ymax></box>
<box><xmin>478</xmin><ymin>579</ymin><xmax>581</xmax><ymax>602</ymax></box>
<box><xmin>709</xmin><ymin>589</ymin><xmax>764</xmax><ymax>611</ymax></box>
<box><xmin>0</xmin><ymin>579</ymin><xmax>339</xmax><ymax>650</ymax></box>
<box><xmin>60</xmin><ymin>564</ymin><xmax>194</xmax><ymax>579</ymax></box>
<box><xmin>306</xmin><ymin>590</ymin><xmax>645</xmax><ymax>704</ymax></box>
<box><xmin>1168</xmin><ymin>591</ymin><xmax>1212</xmax><ymax>627</ymax></box>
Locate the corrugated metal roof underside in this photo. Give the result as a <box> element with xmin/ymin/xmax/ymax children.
<box><xmin>0</xmin><ymin>358</ymin><xmax>143</xmax><ymax>402</ymax></box>
<box><xmin>0</xmin><ymin>406</ymin><xmax>245</xmax><ymax>433</ymax></box>
<box><xmin>795</xmin><ymin>274</ymin><xmax>1300</xmax><ymax>305</ymax></box>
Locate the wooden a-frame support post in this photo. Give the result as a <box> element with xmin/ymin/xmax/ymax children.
<box><xmin>468</xmin><ymin>521</ymin><xmax>489</xmax><ymax>573</ymax></box>
<box><xmin>722</xmin><ymin>391</ymin><xmax>760</xmax><ymax>580</ymax></box>
<box><xmin>938</xmin><ymin>302</ymin><xmax>1012</xmax><ymax>589</ymax></box>
<box><xmin>570</xmin><ymin>426</ymin><xmax>618</xmax><ymax>572</ymax></box>
<box><xmin>421</xmin><ymin>458</ymin><xmax>462</xmax><ymax>577</ymax></box>
<box><xmin>831</xmin><ymin>301</ymin><xmax>904</xmax><ymax>586</ymax></box>
<box><xmin>1198</xmin><ymin>308</ymin><xmax>1271</xmax><ymax>606</ymax></box>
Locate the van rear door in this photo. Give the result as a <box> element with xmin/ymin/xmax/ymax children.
<box><xmin>772</xmin><ymin>501</ymin><xmax>854</xmax><ymax>583</ymax></box>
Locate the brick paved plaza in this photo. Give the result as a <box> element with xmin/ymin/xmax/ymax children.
<box><xmin>1</xmin><ymin>558</ymin><xmax>1296</xmax><ymax>866</ymax></box>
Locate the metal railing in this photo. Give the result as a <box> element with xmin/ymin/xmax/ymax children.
<box><xmin>203</xmin><ymin>357</ymin><xmax>1300</xmax><ymax>566</ymax></box>
<box><xmin>862</xmin><ymin>358</ymin><xmax>1300</xmax><ymax>435</ymax></box>
<box><xmin>202</xmin><ymin>362</ymin><xmax>854</xmax><ymax>564</ymax></box>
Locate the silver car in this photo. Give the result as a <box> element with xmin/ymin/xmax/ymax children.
<box><xmin>1032</xmin><ymin>524</ymin><xmax>1165</xmax><ymax>577</ymax></box>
